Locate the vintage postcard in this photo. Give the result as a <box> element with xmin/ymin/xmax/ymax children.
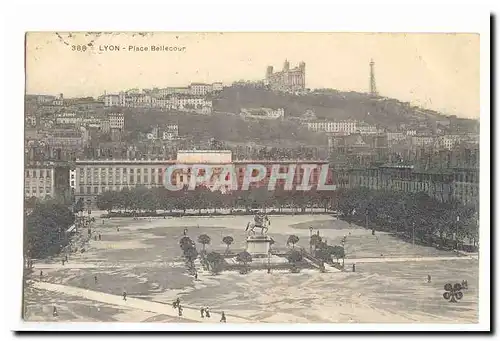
<box><xmin>22</xmin><ymin>32</ymin><xmax>482</xmax><ymax>329</ymax></box>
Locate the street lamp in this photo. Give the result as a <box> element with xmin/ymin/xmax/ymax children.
<box><xmin>341</xmin><ymin>235</ymin><xmax>347</xmax><ymax>267</ymax></box>
<box><xmin>267</xmin><ymin>249</ymin><xmax>271</xmax><ymax>274</ymax></box>
<box><xmin>412</xmin><ymin>222</ymin><xmax>415</xmax><ymax>246</ymax></box>
<box><xmin>309</xmin><ymin>226</ymin><xmax>313</xmax><ymax>253</ymax></box>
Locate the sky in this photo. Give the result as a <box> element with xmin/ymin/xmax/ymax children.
<box><xmin>25</xmin><ymin>32</ymin><xmax>479</xmax><ymax>118</ymax></box>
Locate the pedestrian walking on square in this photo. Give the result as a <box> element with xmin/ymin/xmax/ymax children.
<box><xmin>427</xmin><ymin>275</ymin><xmax>432</xmax><ymax>283</ymax></box>
<box><xmin>352</xmin><ymin>264</ymin><xmax>356</xmax><ymax>272</ymax></box>
<box><xmin>200</xmin><ymin>307</ymin><xmax>205</xmax><ymax>318</ymax></box>
<box><xmin>94</xmin><ymin>275</ymin><xmax>98</xmax><ymax>284</ymax></box>
<box><xmin>220</xmin><ymin>311</ymin><xmax>226</xmax><ymax>323</ymax></box>
<box><xmin>52</xmin><ymin>306</ymin><xmax>58</xmax><ymax>317</ymax></box>
<box><xmin>194</xmin><ymin>272</ymin><xmax>198</xmax><ymax>280</ymax></box>
<box><xmin>62</xmin><ymin>259</ymin><xmax>65</xmax><ymax>266</ymax></box>
<box><xmin>205</xmin><ymin>307</ymin><xmax>211</xmax><ymax>318</ymax></box>
<box><xmin>123</xmin><ymin>291</ymin><xmax>127</xmax><ymax>301</ymax></box>
<box><xmin>98</xmin><ymin>234</ymin><xmax>102</xmax><ymax>241</ymax></box>
<box><xmin>117</xmin><ymin>227</ymin><xmax>120</xmax><ymax>232</ymax></box>
<box><xmin>178</xmin><ymin>305</ymin><xmax>183</xmax><ymax>317</ymax></box>
<box><xmin>40</xmin><ymin>270</ymin><xmax>43</xmax><ymax>280</ymax></box>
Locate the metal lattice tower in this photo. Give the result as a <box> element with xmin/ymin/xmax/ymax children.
<box><xmin>370</xmin><ymin>59</ymin><xmax>378</xmax><ymax>96</ymax></box>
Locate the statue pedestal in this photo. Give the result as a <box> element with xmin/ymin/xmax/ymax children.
<box><xmin>246</xmin><ymin>235</ymin><xmax>271</xmax><ymax>258</ymax></box>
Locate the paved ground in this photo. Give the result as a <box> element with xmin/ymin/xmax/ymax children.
<box><xmin>24</xmin><ymin>213</ymin><xmax>479</xmax><ymax>323</ymax></box>
<box><xmin>32</xmin><ymin>281</ymin><xmax>249</xmax><ymax>323</ymax></box>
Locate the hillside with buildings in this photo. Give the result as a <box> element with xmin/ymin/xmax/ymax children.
<box><xmin>213</xmin><ymin>85</ymin><xmax>479</xmax><ymax>133</ymax></box>
<box><xmin>123</xmin><ymin>108</ymin><xmax>327</xmax><ymax>147</ymax></box>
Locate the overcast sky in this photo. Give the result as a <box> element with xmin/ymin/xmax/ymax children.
<box><xmin>26</xmin><ymin>32</ymin><xmax>479</xmax><ymax>118</ymax></box>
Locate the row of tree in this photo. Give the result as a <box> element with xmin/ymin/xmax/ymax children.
<box><xmin>336</xmin><ymin>187</ymin><xmax>479</xmax><ymax>249</ymax></box>
<box><xmin>24</xmin><ymin>200</ymin><xmax>75</xmax><ymax>259</ymax></box>
<box><xmin>96</xmin><ymin>185</ymin><xmax>335</xmax><ymax>214</ymax></box>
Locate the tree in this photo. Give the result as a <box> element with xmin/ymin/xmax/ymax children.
<box><xmin>310</xmin><ymin>234</ymin><xmax>322</xmax><ymax>251</ymax></box>
<box><xmin>74</xmin><ymin>198</ymin><xmax>84</xmax><ymax>215</ymax></box>
<box><xmin>179</xmin><ymin>236</ymin><xmax>194</xmax><ymax>251</ymax></box>
<box><xmin>330</xmin><ymin>245</ymin><xmax>346</xmax><ymax>266</ymax></box>
<box><xmin>24</xmin><ymin>196</ymin><xmax>38</xmax><ymax>210</ymax></box>
<box><xmin>183</xmin><ymin>245</ymin><xmax>199</xmax><ymax>270</ymax></box>
<box><xmin>286</xmin><ymin>235</ymin><xmax>300</xmax><ymax>249</ymax></box>
<box><xmin>315</xmin><ymin>245</ymin><xmax>332</xmax><ymax>268</ymax></box>
<box><xmin>192</xmin><ymin>186</ymin><xmax>209</xmax><ymax>214</ymax></box>
<box><xmin>287</xmin><ymin>250</ymin><xmax>303</xmax><ymax>273</ymax></box>
<box><xmin>236</xmin><ymin>251</ymin><xmax>252</xmax><ymax>274</ymax></box>
<box><xmin>25</xmin><ymin>200</ymin><xmax>75</xmax><ymax>259</ymax></box>
<box><xmin>206</xmin><ymin>251</ymin><xmax>225</xmax><ymax>274</ymax></box>
<box><xmin>96</xmin><ymin>191</ymin><xmax>114</xmax><ymax>213</ymax></box>
<box><xmin>119</xmin><ymin>187</ymin><xmax>132</xmax><ymax>212</ymax></box>
<box><xmin>197</xmin><ymin>234</ymin><xmax>211</xmax><ymax>252</ymax></box>
<box><xmin>222</xmin><ymin>236</ymin><xmax>234</xmax><ymax>255</ymax></box>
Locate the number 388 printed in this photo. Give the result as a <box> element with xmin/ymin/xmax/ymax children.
<box><xmin>71</xmin><ymin>45</ymin><xmax>87</xmax><ymax>52</ymax></box>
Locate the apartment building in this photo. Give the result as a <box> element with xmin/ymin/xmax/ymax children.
<box><xmin>307</xmin><ymin>121</ymin><xmax>358</xmax><ymax>134</ymax></box>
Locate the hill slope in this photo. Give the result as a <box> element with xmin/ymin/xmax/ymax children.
<box><xmin>213</xmin><ymin>86</ymin><xmax>476</xmax><ymax>130</ymax></box>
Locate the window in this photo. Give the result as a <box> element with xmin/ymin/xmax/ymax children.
<box><xmin>87</xmin><ymin>186</ymin><xmax>91</xmax><ymax>194</ymax></box>
<box><xmin>102</xmin><ymin>187</ymin><xmax>106</xmax><ymax>193</ymax></box>
<box><xmin>46</xmin><ymin>188</ymin><xmax>51</xmax><ymax>193</ymax></box>
<box><xmin>94</xmin><ymin>187</ymin><xmax>98</xmax><ymax>194</ymax></box>
<box><xmin>26</xmin><ymin>170</ymin><xmax>30</xmax><ymax>177</ymax></box>
<box><xmin>130</xmin><ymin>169</ymin><xmax>134</xmax><ymax>173</ymax></box>
<box><xmin>130</xmin><ymin>175</ymin><xmax>134</xmax><ymax>183</ymax></box>
<box><xmin>144</xmin><ymin>175</ymin><xmax>148</xmax><ymax>183</ymax></box>
<box><xmin>138</xmin><ymin>169</ymin><xmax>141</xmax><ymax>174</ymax></box>
<box><xmin>32</xmin><ymin>187</ymin><xmax>36</xmax><ymax>193</ymax></box>
<box><xmin>144</xmin><ymin>168</ymin><xmax>148</xmax><ymax>173</ymax></box>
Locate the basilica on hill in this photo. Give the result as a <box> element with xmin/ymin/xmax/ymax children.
<box><xmin>265</xmin><ymin>60</ymin><xmax>306</xmax><ymax>92</ymax></box>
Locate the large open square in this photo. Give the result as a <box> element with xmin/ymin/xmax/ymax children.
<box><xmin>24</xmin><ymin>213</ymin><xmax>478</xmax><ymax>323</ymax></box>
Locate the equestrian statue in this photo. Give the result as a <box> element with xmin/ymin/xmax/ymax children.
<box><xmin>245</xmin><ymin>213</ymin><xmax>271</xmax><ymax>236</ymax></box>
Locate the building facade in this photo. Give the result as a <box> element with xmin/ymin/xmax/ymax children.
<box><xmin>72</xmin><ymin>151</ymin><xmax>334</xmax><ymax>206</ymax></box>
<box><xmin>212</xmin><ymin>82</ymin><xmax>223</xmax><ymax>92</ymax></box>
<box><xmin>25</xmin><ymin>167</ymin><xmax>56</xmax><ymax>199</ymax></box>
<box><xmin>265</xmin><ymin>60</ymin><xmax>305</xmax><ymax>92</ymax></box>
<box><xmin>104</xmin><ymin>94</ymin><xmax>120</xmax><ymax>107</ymax></box>
<box><xmin>108</xmin><ymin>113</ymin><xmax>125</xmax><ymax>130</ymax></box>
<box><xmin>307</xmin><ymin>121</ymin><xmax>358</xmax><ymax>134</ymax></box>
<box><xmin>190</xmin><ymin>83</ymin><xmax>212</xmax><ymax>96</ymax></box>
<box><xmin>336</xmin><ymin>164</ymin><xmax>478</xmax><ymax>206</ymax></box>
